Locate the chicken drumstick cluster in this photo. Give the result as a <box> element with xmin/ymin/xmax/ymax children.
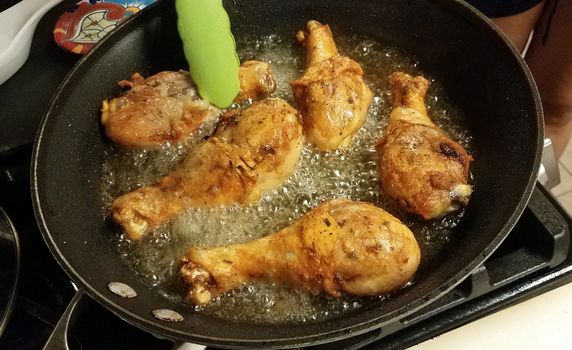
<box><xmin>104</xmin><ymin>20</ymin><xmax>473</xmax><ymax>306</ymax></box>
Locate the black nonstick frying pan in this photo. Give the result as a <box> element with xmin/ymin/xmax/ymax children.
<box><xmin>32</xmin><ymin>0</ymin><xmax>542</xmax><ymax>348</ymax></box>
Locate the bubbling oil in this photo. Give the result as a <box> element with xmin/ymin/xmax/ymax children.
<box><xmin>102</xmin><ymin>33</ymin><xmax>474</xmax><ymax>324</ymax></box>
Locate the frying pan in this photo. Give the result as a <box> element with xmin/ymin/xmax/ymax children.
<box><xmin>32</xmin><ymin>0</ymin><xmax>542</xmax><ymax>348</ymax></box>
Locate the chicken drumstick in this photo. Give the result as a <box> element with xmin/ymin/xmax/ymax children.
<box><xmin>112</xmin><ymin>98</ymin><xmax>303</xmax><ymax>240</ymax></box>
<box><xmin>181</xmin><ymin>199</ymin><xmax>421</xmax><ymax>305</ymax></box>
<box><xmin>291</xmin><ymin>20</ymin><xmax>373</xmax><ymax>151</ymax></box>
<box><xmin>102</xmin><ymin>61</ymin><xmax>276</xmax><ymax>149</ymax></box>
<box><xmin>376</xmin><ymin>72</ymin><xmax>473</xmax><ymax>220</ymax></box>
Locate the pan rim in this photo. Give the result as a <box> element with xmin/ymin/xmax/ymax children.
<box><xmin>30</xmin><ymin>0</ymin><xmax>544</xmax><ymax>347</ymax></box>
<box><xmin>0</xmin><ymin>206</ymin><xmax>21</xmax><ymax>338</ymax></box>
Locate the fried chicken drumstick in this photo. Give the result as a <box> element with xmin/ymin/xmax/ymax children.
<box><xmin>181</xmin><ymin>199</ymin><xmax>421</xmax><ymax>305</ymax></box>
<box><xmin>112</xmin><ymin>98</ymin><xmax>303</xmax><ymax>240</ymax></box>
<box><xmin>376</xmin><ymin>72</ymin><xmax>473</xmax><ymax>219</ymax></box>
<box><xmin>291</xmin><ymin>20</ymin><xmax>373</xmax><ymax>151</ymax></box>
<box><xmin>102</xmin><ymin>61</ymin><xmax>276</xmax><ymax>149</ymax></box>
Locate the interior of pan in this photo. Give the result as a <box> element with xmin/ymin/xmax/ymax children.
<box><xmin>32</xmin><ymin>0</ymin><xmax>542</xmax><ymax>347</ymax></box>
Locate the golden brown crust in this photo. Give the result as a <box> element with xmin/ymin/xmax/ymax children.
<box><xmin>235</xmin><ymin>61</ymin><xmax>277</xmax><ymax>103</ymax></box>
<box><xmin>112</xmin><ymin>98</ymin><xmax>303</xmax><ymax>240</ymax></box>
<box><xmin>291</xmin><ymin>20</ymin><xmax>373</xmax><ymax>151</ymax></box>
<box><xmin>102</xmin><ymin>62</ymin><xmax>277</xmax><ymax>149</ymax></box>
<box><xmin>101</xmin><ymin>71</ymin><xmax>219</xmax><ymax>149</ymax></box>
<box><xmin>389</xmin><ymin>72</ymin><xmax>429</xmax><ymax>115</ymax></box>
<box><xmin>296</xmin><ymin>20</ymin><xmax>338</xmax><ymax>68</ymax></box>
<box><xmin>180</xmin><ymin>199</ymin><xmax>421</xmax><ymax>305</ymax></box>
<box><xmin>377</xmin><ymin>72</ymin><xmax>473</xmax><ymax>219</ymax></box>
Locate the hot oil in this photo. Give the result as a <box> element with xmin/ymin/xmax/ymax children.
<box><xmin>102</xmin><ymin>33</ymin><xmax>474</xmax><ymax>324</ymax></box>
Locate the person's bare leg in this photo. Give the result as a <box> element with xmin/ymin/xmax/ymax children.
<box><xmin>491</xmin><ymin>2</ymin><xmax>545</xmax><ymax>53</ymax></box>
<box><xmin>526</xmin><ymin>0</ymin><xmax>572</xmax><ymax>157</ymax></box>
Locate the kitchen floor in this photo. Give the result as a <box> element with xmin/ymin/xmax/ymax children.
<box><xmin>551</xmin><ymin>141</ymin><xmax>572</xmax><ymax>217</ymax></box>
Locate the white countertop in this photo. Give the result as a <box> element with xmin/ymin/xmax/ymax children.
<box><xmin>177</xmin><ymin>282</ymin><xmax>572</xmax><ymax>350</ymax></box>
<box><xmin>409</xmin><ymin>282</ymin><xmax>572</xmax><ymax>350</ymax></box>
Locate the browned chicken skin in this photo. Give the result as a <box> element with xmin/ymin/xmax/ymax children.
<box><xmin>181</xmin><ymin>199</ymin><xmax>421</xmax><ymax>305</ymax></box>
<box><xmin>112</xmin><ymin>98</ymin><xmax>303</xmax><ymax>240</ymax></box>
<box><xmin>235</xmin><ymin>60</ymin><xmax>277</xmax><ymax>103</ymax></box>
<box><xmin>101</xmin><ymin>70</ymin><xmax>219</xmax><ymax>149</ymax></box>
<box><xmin>376</xmin><ymin>72</ymin><xmax>473</xmax><ymax>220</ymax></box>
<box><xmin>101</xmin><ymin>61</ymin><xmax>277</xmax><ymax>149</ymax></box>
<box><xmin>291</xmin><ymin>20</ymin><xmax>373</xmax><ymax>151</ymax></box>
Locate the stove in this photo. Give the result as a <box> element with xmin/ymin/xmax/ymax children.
<box><xmin>1</xmin><ymin>1</ymin><xmax>571</xmax><ymax>349</ymax></box>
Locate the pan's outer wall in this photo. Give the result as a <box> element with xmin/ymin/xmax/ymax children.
<box><xmin>32</xmin><ymin>0</ymin><xmax>542</xmax><ymax>348</ymax></box>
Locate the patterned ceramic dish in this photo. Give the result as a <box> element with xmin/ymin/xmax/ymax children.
<box><xmin>54</xmin><ymin>0</ymin><xmax>156</xmax><ymax>54</ymax></box>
